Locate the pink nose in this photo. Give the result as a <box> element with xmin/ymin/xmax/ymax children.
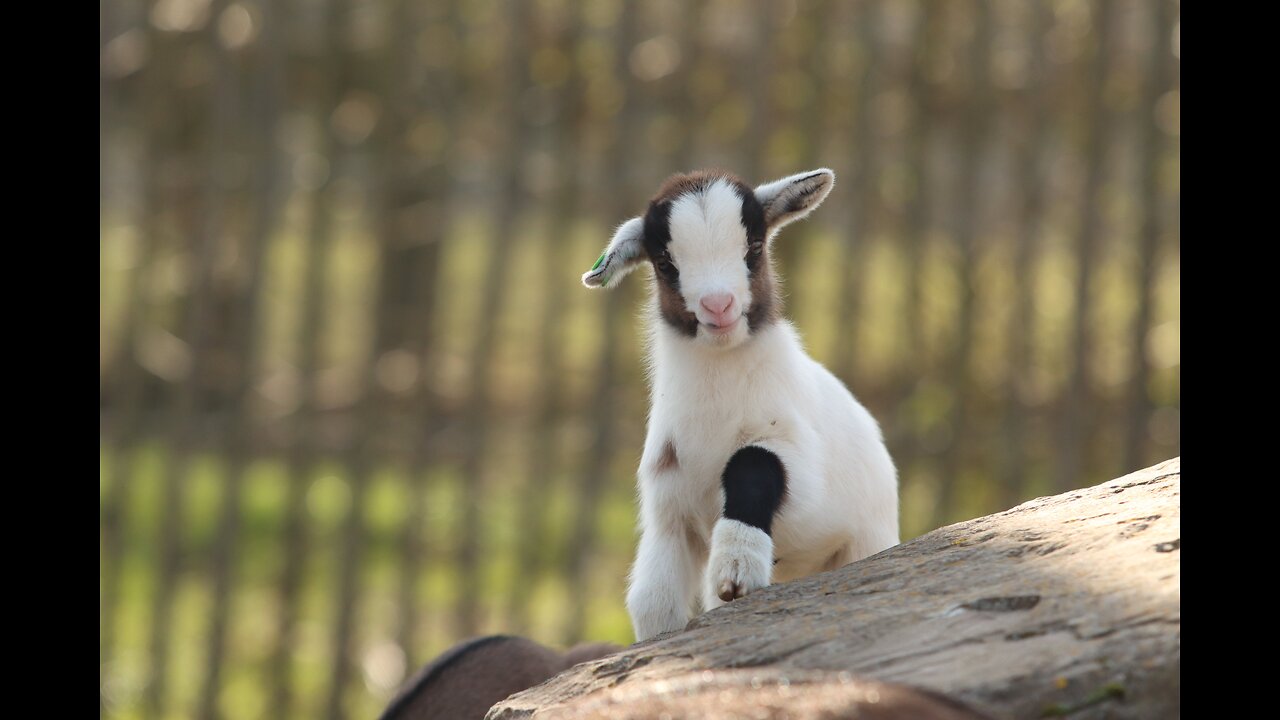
<box><xmin>700</xmin><ymin>293</ymin><xmax>736</xmax><ymax>323</ymax></box>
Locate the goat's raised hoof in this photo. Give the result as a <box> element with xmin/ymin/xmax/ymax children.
<box><xmin>708</xmin><ymin>518</ymin><xmax>773</xmax><ymax>603</ymax></box>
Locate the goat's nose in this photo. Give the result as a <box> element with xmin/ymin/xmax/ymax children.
<box><xmin>700</xmin><ymin>293</ymin><xmax>735</xmax><ymax>317</ymax></box>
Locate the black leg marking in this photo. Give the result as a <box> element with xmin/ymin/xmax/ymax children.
<box><xmin>721</xmin><ymin>446</ymin><xmax>787</xmax><ymax>535</ymax></box>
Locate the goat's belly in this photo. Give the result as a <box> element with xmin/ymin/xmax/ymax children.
<box><xmin>768</xmin><ymin>516</ymin><xmax>850</xmax><ymax>581</ymax></box>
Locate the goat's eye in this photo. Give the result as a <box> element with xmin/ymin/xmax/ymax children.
<box><xmin>655</xmin><ymin>250</ymin><xmax>676</xmax><ymax>272</ymax></box>
<box><xmin>746</xmin><ymin>241</ymin><xmax>764</xmax><ymax>260</ymax></box>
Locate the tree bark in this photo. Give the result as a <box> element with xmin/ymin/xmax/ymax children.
<box><xmin>489</xmin><ymin>457</ymin><xmax>1181</xmax><ymax>720</ymax></box>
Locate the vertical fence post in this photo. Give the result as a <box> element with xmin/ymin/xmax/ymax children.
<box><xmin>197</xmin><ymin>0</ymin><xmax>262</xmax><ymax>715</ymax></box>
<box><xmin>934</xmin><ymin>0</ymin><xmax>993</xmax><ymax>528</ymax></box>
<box><xmin>998</xmin><ymin>1</ymin><xmax>1051</xmax><ymax>512</ymax></box>
<box><xmin>1055</xmin><ymin>0</ymin><xmax>1115</xmax><ymax>492</ymax></box>
<box><xmin>834</xmin><ymin>0</ymin><xmax>882</xmax><ymax>387</ymax></box>
<box><xmin>453</xmin><ymin>0</ymin><xmax>535</xmax><ymax>640</ymax></box>
<box><xmin>145</xmin><ymin>3</ymin><xmax>226</xmax><ymax>714</ymax></box>
<box><xmin>273</xmin><ymin>0</ymin><xmax>348</xmax><ymax>714</ymax></box>
<box><xmin>1124</xmin><ymin>0</ymin><xmax>1173</xmax><ymax>475</ymax></box>
<box><xmin>507</xmin><ymin>0</ymin><xmax>587</xmax><ymax>636</ymax></box>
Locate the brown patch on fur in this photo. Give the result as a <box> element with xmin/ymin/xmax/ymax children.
<box><xmin>654</xmin><ymin>276</ymin><xmax>699</xmax><ymax>336</ymax></box>
<box><xmin>746</xmin><ymin>253</ymin><xmax>782</xmax><ymax>329</ymax></box>
<box><xmin>684</xmin><ymin>521</ymin><xmax>707</xmax><ymax>565</ymax></box>
<box><xmin>650</xmin><ymin>168</ymin><xmax>744</xmax><ymax>206</ymax></box>
<box><xmin>656</xmin><ymin>440</ymin><xmax>679</xmax><ymax>473</ymax></box>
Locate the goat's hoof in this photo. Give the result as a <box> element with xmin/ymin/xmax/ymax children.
<box><xmin>718</xmin><ymin>579</ymin><xmax>743</xmax><ymax>602</ymax></box>
<box><xmin>708</xmin><ymin>519</ymin><xmax>773</xmax><ymax>605</ymax></box>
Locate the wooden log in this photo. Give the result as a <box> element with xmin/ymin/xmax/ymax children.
<box><xmin>489</xmin><ymin>458</ymin><xmax>1180</xmax><ymax>719</ymax></box>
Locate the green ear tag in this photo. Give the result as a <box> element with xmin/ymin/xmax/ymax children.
<box><xmin>591</xmin><ymin>252</ymin><xmax>606</xmax><ymax>271</ymax></box>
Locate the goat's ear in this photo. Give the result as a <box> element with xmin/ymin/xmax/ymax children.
<box><xmin>582</xmin><ymin>217</ymin><xmax>646</xmax><ymax>289</ymax></box>
<box><xmin>754</xmin><ymin>168</ymin><xmax>835</xmax><ymax>237</ymax></box>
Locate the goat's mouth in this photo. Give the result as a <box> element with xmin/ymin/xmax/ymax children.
<box><xmin>700</xmin><ymin>317</ymin><xmax>741</xmax><ymax>336</ymax></box>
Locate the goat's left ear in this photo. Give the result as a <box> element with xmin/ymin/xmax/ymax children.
<box><xmin>754</xmin><ymin>168</ymin><xmax>835</xmax><ymax>237</ymax></box>
<box><xmin>582</xmin><ymin>217</ymin><xmax>646</xmax><ymax>289</ymax></box>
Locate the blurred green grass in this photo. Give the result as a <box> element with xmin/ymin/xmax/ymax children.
<box><xmin>101</xmin><ymin>440</ymin><xmax>641</xmax><ymax>720</ymax></box>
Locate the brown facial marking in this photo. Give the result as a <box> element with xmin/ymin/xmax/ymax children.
<box><xmin>649</xmin><ymin>168</ymin><xmax>740</xmax><ymax>206</ymax></box>
<box><xmin>745</xmin><ymin>253</ymin><xmax>781</xmax><ymax>329</ymax></box>
<box><xmin>739</xmin><ymin>181</ymin><xmax>778</xmax><ymax>332</ymax></box>
<box><xmin>654</xmin><ymin>274</ymin><xmax>698</xmax><ymax>337</ymax></box>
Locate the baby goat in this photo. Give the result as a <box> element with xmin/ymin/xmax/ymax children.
<box><xmin>582</xmin><ymin>168</ymin><xmax>899</xmax><ymax>642</ymax></box>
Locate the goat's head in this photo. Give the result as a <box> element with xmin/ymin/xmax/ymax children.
<box><xmin>582</xmin><ymin>168</ymin><xmax>835</xmax><ymax>348</ymax></box>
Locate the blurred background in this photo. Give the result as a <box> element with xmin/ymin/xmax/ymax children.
<box><xmin>99</xmin><ymin>0</ymin><xmax>1180</xmax><ymax>717</ymax></box>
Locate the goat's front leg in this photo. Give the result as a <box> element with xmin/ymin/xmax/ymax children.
<box><xmin>705</xmin><ymin>446</ymin><xmax>786</xmax><ymax>608</ymax></box>
<box><xmin>626</xmin><ymin>517</ymin><xmax>700</xmax><ymax>642</ymax></box>
<box><xmin>626</xmin><ymin>472</ymin><xmax>702</xmax><ymax>642</ymax></box>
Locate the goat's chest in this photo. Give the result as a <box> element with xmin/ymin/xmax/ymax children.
<box><xmin>649</xmin><ymin>364</ymin><xmax>802</xmax><ymax>486</ymax></box>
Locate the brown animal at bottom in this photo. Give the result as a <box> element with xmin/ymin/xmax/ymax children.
<box><xmin>377</xmin><ymin>635</ymin><xmax>622</xmax><ymax>720</ymax></box>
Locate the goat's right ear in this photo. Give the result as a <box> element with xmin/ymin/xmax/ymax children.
<box><xmin>582</xmin><ymin>217</ymin><xmax>646</xmax><ymax>289</ymax></box>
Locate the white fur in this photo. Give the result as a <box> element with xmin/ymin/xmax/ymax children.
<box><xmin>629</xmin><ymin>318</ymin><xmax>900</xmax><ymax>639</ymax></box>
<box><xmin>705</xmin><ymin>518</ymin><xmax>773</xmax><ymax>608</ymax></box>
<box><xmin>590</xmin><ymin>169</ymin><xmax>900</xmax><ymax>642</ymax></box>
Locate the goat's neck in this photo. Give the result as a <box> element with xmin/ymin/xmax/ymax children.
<box><xmin>648</xmin><ymin>316</ymin><xmax>803</xmax><ymax>392</ymax></box>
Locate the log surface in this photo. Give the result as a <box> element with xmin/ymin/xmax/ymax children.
<box><xmin>489</xmin><ymin>458</ymin><xmax>1181</xmax><ymax>719</ymax></box>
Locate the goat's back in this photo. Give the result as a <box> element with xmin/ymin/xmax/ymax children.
<box><xmin>378</xmin><ymin>635</ymin><xmax>621</xmax><ymax>720</ymax></box>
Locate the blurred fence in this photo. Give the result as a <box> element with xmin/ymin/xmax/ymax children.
<box><xmin>99</xmin><ymin>0</ymin><xmax>1180</xmax><ymax>718</ymax></box>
